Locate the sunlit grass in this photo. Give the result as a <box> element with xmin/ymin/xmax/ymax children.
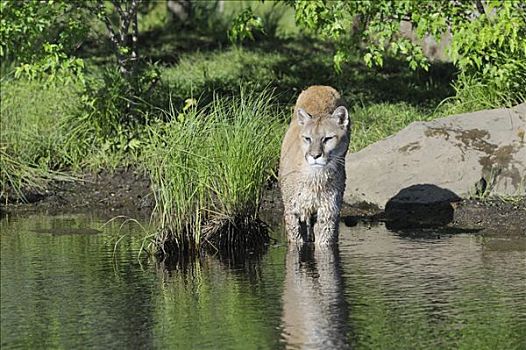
<box><xmin>142</xmin><ymin>89</ymin><xmax>284</xmax><ymax>255</ymax></box>
<box><xmin>0</xmin><ymin>78</ymin><xmax>81</xmax><ymax>166</ymax></box>
<box><xmin>436</xmin><ymin>74</ymin><xmax>526</xmax><ymax>116</ymax></box>
<box><xmin>0</xmin><ymin>78</ymin><xmax>82</xmax><ymax>201</ymax></box>
<box><xmin>350</xmin><ymin>102</ymin><xmax>434</xmax><ymax>152</ymax></box>
<box><xmin>161</xmin><ymin>47</ymin><xmax>287</xmax><ymax>104</ymax></box>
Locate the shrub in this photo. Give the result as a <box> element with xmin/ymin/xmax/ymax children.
<box><xmin>0</xmin><ymin>0</ymin><xmax>87</xmax><ymax>82</ymax></box>
<box><xmin>287</xmin><ymin>0</ymin><xmax>525</xmax><ymax>107</ymax></box>
<box><xmin>448</xmin><ymin>2</ymin><xmax>526</xmax><ymax>106</ymax></box>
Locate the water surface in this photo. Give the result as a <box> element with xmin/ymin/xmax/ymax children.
<box><xmin>1</xmin><ymin>214</ymin><xmax>525</xmax><ymax>349</ymax></box>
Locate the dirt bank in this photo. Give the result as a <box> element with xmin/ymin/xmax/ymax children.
<box><xmin>450</xmin><ymin>198</ymin><xmax>525</xmax><ymax>235</ymax></box>
<box><xmin>1</xmin><ymin>167</ymin><xmax>153</xmax><ymax>219</ymax></box>
<box><xmin>2</xmin><ymin>167</ymin><xmax>525</xmax><ymax>236</ymax></box>
<box><xmin>261</xmin><ymin>183</ymin><xmax>525</xmax><ymax>235</ymax></box>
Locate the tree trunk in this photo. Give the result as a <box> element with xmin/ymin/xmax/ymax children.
<box><xmin>95</xmin><ymin>0</ymin><xmax>140</xmax><ymax>76</ymax></box>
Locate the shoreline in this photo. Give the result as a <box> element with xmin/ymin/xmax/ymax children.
<box><xmin>2</xmin><ymin>167</ymin><xmax>525</xmax><ymax>236</ymax></box>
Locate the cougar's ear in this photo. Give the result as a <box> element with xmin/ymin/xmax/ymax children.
<box><xmin>331</xmin><ymin>106</ymin><xmax>349</xmax><ymax>129</ymax></box>
<box><xmin>297</xmin><ymin>108</ymin><xmax>311</xmax><ymax>126</ymax></box>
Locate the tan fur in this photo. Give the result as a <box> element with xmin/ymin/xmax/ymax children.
<box><xmin>279</xmin><ymin>86</ymin><xmax>351</xmax><ymax>245</ymax></box>
<box><xmin>294</xmin><ymin>85</ymin><xmax>346</xmax><ymax>118</ymax></box>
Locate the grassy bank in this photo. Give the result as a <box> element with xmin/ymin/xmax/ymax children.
<box><xmin>0</xmin><ymin>75</ymin><xmax>139</xmax><ymax>201</ymax></box>
<box><xmin>1</xmin><ymin>45</ymin><xmax>516</xmax><ymax>254</ymax></box>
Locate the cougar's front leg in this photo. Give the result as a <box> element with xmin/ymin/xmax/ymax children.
<box><xmin>314</xmin><ymin>211</ymin><xmax>339</xmax><ymax>245</ymax></box>
<box><xmin>314</xmin><ymin>195</ymin><xmax>341</xmax><ymax>245</ymax></box>
<box><xmin>284</xmin><ymin>211</ymin><xmax>303</xmax><ymax>243</ymax></box>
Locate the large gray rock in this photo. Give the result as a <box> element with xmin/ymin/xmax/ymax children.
<box><xmin>344</xmin><ymin>104</ymin><xmax>526</xmax><ymax>209</ymax></box>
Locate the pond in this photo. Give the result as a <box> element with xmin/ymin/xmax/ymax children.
<box><xmin>1</xmin><ymin>214</ymin><xmax>525</xmax><ymax>349</ymax></box>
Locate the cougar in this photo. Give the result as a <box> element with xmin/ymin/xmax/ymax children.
<box><xmin>279</xmin><ymin>86</ymin><xmax>350</xmax><ymax>244</ymax></box>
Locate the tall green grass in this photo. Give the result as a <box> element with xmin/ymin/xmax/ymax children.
<box><xmin>0</xmin><ymin>78</ymin><xmax>81</xmax><ymax>201</ymax></box>
<box><xmin>0</xmin><ymin>147</ymin><xmax>75</xmax><ymax>202</ymax></box>
<box><xmin>143</xmin><ymin>90</ymin><xmax>284</xmax><ymax>256</ymax></box>
<box><xmin>0</xmin><ymin>79</ymin><xmax>81</xmax><ymax>165</ymax></box>
<box><xmin>0</xmin><ymin>72</ymin><xmax>152</xmax><ymax>202</ymax></box>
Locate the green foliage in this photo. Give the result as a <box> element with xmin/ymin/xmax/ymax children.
<box><xmin>82</xmin><ymin>68</ymin><xmax>145</xmax><ymax>137</ymax></box>
<box><xmin>66</xmin><ymin>64</ymin><xmax>162</xmax><ymax>160</ymax></box>
<box><xmin>0</xmin><ymin>0</ymin><xmax>88</xmax><ymax>82</ymax></box>
<box><xmin>13</xmin><ymin>43</ymin><xmax>85</xmax><ymax>84</ymax></box>
<box><xmin>448</xmin><ymin>1</ymin><xmax>526</xmax><ymax>104</ymax></box>
<box><xmin>189</xmin><ymin>0</ymin><xmax>229</xmax><ymax>31</ymax></box>
<box><xmin>228</xmin><ymin>7</ymin><xmax>265</xmax><ymax>43</ymax></box>
<box><xmin>223</xmin><ymin>1</ymin><xmax>299</xmax><ymax>39</ymax></box>
<box><xmin>289</xmin><ymin>0</ymin><xmax>526</xmax><ymax>105</ymax></box>
<box><xmin>143</xmin><ymin>90</ymin><xmax>284</xmax><ymax>254</ymax></box>
<box><xmin>291</xmin><ymin>0</ymin><xmax>434</xmax><ymax>71</ymax></box>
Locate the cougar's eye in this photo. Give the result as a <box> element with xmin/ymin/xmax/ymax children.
<box><xmin>323</xmin><ymin>136</ymin><xmax>334</xmax><ymax>143</ymax></box>
<box><xmin>303</xmin><ymin>136</ymin><xmax>311</xmax><ymax>143</ymax></box>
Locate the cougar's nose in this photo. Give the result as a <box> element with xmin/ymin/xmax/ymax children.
<box><xmin>311</xmin><ymin>152</ymin><xmax>322</xmax><ymax>159</ymax></box>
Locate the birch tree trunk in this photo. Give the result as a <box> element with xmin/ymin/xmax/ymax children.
<box><xmin>94</xmin><ymin>0</ymin><xmax>140</xmax><ymax>76</ymax></box>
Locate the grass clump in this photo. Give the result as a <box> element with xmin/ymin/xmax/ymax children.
<box><xmin>436</xmin><ymin>73</ymin><xmax>526</xmax><ymax>116</ymax></box>
<box><xmin>0</xmin><ymin>78</ymin><xmax>81</xmax><ymax>166</ymax></box>
<box><xmin>0</xmin><ymin>147</ymin><xmax>75</xmax><ymax>202</ymax></box>
<box><xmin>143</xmin><ymin>89</ymin><xmax>284</xmax><ymax>256</ymax></box>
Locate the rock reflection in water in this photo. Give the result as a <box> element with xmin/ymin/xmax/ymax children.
<box><xmin>282</xmin><ymin>244</ymin><xmax>349</xmax><ymax>349</ymax></box>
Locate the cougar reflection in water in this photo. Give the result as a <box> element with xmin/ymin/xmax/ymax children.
<box><xmin>281</xmin><ymin>244</ymin><xmax>349</xmax><ymax>349</ymax></box>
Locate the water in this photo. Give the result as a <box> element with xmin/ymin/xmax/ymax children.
<box><xmin>1</xmin><ymin>214</ymin><xmax>525</xmax><ymax>349</ymax></box>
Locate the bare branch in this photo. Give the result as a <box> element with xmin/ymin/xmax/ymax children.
<box><xmin>130</xmin><ymin>0</ymin><xmax>140</xmax><ymax>14</ymax></box>
<box><xmin>96</xmin><ymin>0</ymin><xmax>120</xmax><ymax>49</ymax></box>
<box><xmin>131</xmin><ymin>4</ymin><xmax>139</xmax><ymax>63</ymax></box>
<box><xmin>112</xmin><ymin>0</ymin><xmax>125</xmax><ymax>19</ymax></box>
<box><xmin>475</xmin><ymin>0</ymin><xmax>486</xmax><ymax>15</ymax></box>
<box><xmin>118</xmin><ymin>0</ymin><xmax>140</xmax><ymax>37</ymax></box>
<box><xmin>129</xmin><ymin>0</ymin><xmax>140</xmax><ymax>29</ymax></box>
<box><xmin>94</xmin><ymin>0</ymin><xmax>142</xmax><ymax>75</ymax></box>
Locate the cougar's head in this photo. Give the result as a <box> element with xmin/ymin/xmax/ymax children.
<box><xmin>297</xmin><ymin>106</ymin><xmax>350</xmax><ymax>170</ymax></box>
